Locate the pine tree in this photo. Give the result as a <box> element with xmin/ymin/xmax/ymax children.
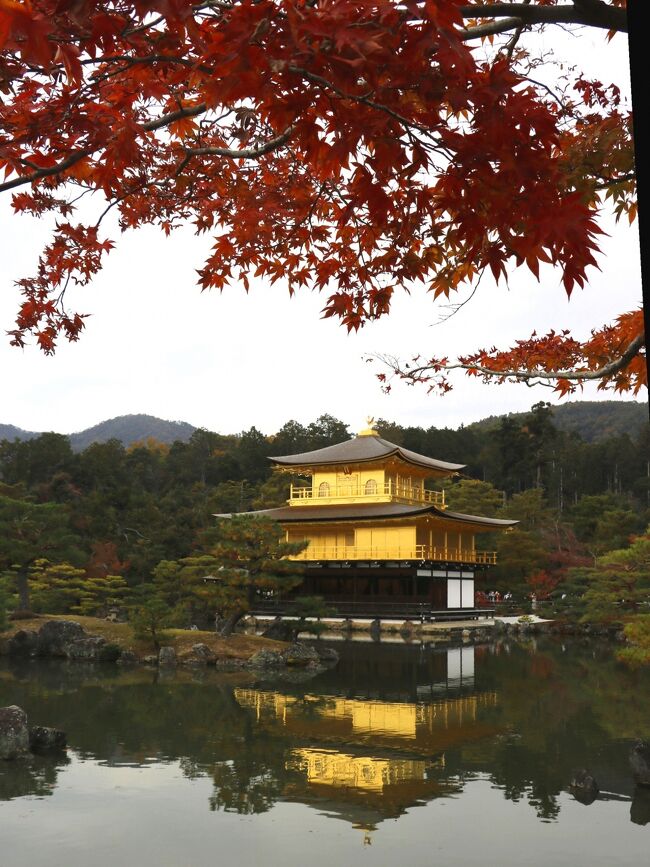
<box><xmin>201</xmin><ymin>516</ymin><xmax>307</xmax><ymax>636</ymax></box>
<box><xmin>580</xmin><ymin>531</ymin><xmax>650</xmax><ymax>623</ymax></box>
<box><xmin>11</xmin><ymin>559</ymin><xmax>130</xmax><ymax>615</ymax></box>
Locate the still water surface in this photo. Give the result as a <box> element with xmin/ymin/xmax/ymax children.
<box><xmin>1</xmin><ymin>638</ymin><xmax>648</xmax><ymax>867</ymax></box>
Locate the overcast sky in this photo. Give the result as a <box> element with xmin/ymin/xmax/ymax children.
<box><xmin>0</xmin><ymin>23</ymin><xmax>643</xmax><ymax>438</ymax></box>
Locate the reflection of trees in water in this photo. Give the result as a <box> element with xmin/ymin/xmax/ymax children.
<box><xmin>208</xmin><ymin>759</ymin><xmax>285</xmax><ymax>815</ymax></box>
<box><xmin>1</xmin><ymin>640</ymin><xmax>649</xmax><ymax>825</ymax></box>
<box><xmin>465</xmin><ymin>639</ymin><xmax>650</xmax><ymax>820</ymax></box>
<box><xmin>0</xmin><ymin>753</ymin><xmax>69</xmax><ymax>801</ymax></box>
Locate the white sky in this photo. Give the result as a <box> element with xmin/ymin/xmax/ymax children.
<box><xmin>0</xmin><ymin>23</ymin><xmax>644</xmax><ymax>437</ymax></box>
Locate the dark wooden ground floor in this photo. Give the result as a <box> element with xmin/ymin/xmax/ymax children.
<box><xmin>253</xmin><ymin>560</ymin><xmax>490</xmax><ymax>620</ymax></box>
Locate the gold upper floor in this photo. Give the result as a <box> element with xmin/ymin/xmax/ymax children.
<box><xmin>288</xmin><ymin>465</ymin><xmax>446</xmax><ymax>509</ymax></box>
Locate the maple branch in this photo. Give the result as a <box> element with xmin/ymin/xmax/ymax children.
<box><xmin>143</xmin><ymin>103</ymin><xmax>208</xmax><ymax>133</ymax></box>
<box><xmin>0</xmin><ymin>104</ymin><xmax>210</xmax><ymax>194</ymax></box>
<box><xmin>504</xmin><ymin>0</ymin><xmax>532</xmax><ymax>58</ymax></box>
<box><xmin>458</xmin><ymin>3</ymin><xmax>627</xmax><ymax>33</ymax></box>
<box><xmin>288</xmin><ymin>66</ymin><xmax>444</xmax><ymax>143</ymax></box>
<box><xmin>459</xmin><ymin>17</ymin><xmax>525</xmax><ymax>39</ymax></box>
<box><xmin>0</xmin><ymin>151</ymin><xmax>90</xmax><ymax>193</ymax></box>
<box><xmin>184</xmin><ymin>126</ymin><xmax>296</xmax><ymax>160</ymax></box>
<box><xmin>594</xmin><ymin>173</ymin><xmax>636</xmax><ymax>189</ymax></box>
<box><xmin>399</xmin><ymin>332</ymin><xmax>646</xmax><ymax>384</ymax></box>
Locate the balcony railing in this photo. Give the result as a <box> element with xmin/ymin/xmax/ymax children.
<box><xmin>289</xmin><ymin>545</ymin><xmax>497</xmax><ymax>565</ymax></box>
<box><xmin>289</xmin><ymin>482</ymin><xmax>445</xmax><ymax>508</ymax></box>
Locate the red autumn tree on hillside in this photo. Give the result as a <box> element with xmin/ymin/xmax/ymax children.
<box><xmin>0</xmin><ymin>0</ymin><xmax>641</xmax><ymax>391</ymax></box>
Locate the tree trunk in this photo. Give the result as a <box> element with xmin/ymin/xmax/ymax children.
<box><xmin>218</xmin><ymin>609</ymin><xmax>245</xmax><ymax>637</ymax></box>
<box><xmin>16</xmin><ymin>571</ymin><xmax>30</xmax><ymax>611</ymax></box>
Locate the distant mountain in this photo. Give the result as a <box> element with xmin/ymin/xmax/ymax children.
<box><xmin>551</xmin><ymin>401</ymin><xmax>648</xmax><ymax>442</ymax></box>
<box><xmin>0</xmin><ymin>423</ymin><xmax>39</xmax><ymax>442</ymax></box>
<box><xmin>0</xmin><ymin>414</ymin><xmax>197</xmax><ymax>451</ymax></box>
<box><xmin>467</xmin><ymin>401</ymin><xmax>648</xmax><ymax>443</ymax></box>
<box><xmin>1</xmin><ymin>401</ymin><xmax>647</xmax><ymax>451</ymax></box>
<box><xmin>68</xmin><ymin>414</ymin><xmax>197</xmax><ymax>451</ymax></box>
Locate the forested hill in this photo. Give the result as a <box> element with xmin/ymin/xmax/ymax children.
<box><xmin>0</xmin><ymin>404</ymin><xmax>648</xmax><ymax>598</ymax></box>
<box><xmin>0</xmin><ymin>401</ymin><xmax>646</xmax><ymax>450</ymax></box>
<box><xmin>68</xmin><ymin>415</ymin><xmax>197</xmax><ymax>451</ymax></box>
<box><xmin>0</xmin><ymin>423</ymin><xmax>38</xmax><ymax>442</ymax></box>
<box><xmin>0</xmin><ymin>415</ymin><xmax>197</xmax><ymax>451</ymax></box>
<box><xmin>467</xmin><ymin>401</ymin><xmax>648</xmax><ymax>443</ymax></box>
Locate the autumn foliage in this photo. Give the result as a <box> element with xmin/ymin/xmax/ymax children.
<box><xmin>526</xmin><ymin>569</ymin><xmax>560</xmax><ymax>601</ymax></box>
<box><xmin>379</xmin><ymin>308</ymin><xmax>645</xmax><ymax>396</ymax></box>
<box><xmin>0</xmin><ymin>0</ymin><xmax>640</xmax><ymax>389</ymax></box>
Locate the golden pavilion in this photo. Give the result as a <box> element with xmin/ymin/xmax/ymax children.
<box><xmin>239</xmin><ymin>421</ymin><xmax>516</xmax><ymax>618</ymax></box>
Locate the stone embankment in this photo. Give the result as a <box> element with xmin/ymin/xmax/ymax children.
<box><xmin>246</xmin><ymin>614</ymin><xmax>495</xmax><ymax>644</ymax></box>
<box><xmin>249</xmin><ymin>615</ymin><xmax>620</xmax><ymax>646</ymax></box>
<box><xmin>493</xmin><ymin>618</ymin><xmax>628</xmax><ymax>641</ymax></box>
<box><xmin>0</xmin><ymin>619</ymin><xmax>339</xmax><ymax>671</ymax></box>
<box><xmin>246</xmin><ymin>613</ymin><xmax>631</xmax><ymax>644</ymax></box>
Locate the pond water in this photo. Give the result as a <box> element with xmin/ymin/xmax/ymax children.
<box><xmin>1</xmin><ymin>638</ymin><xmax>649</xmax><ymax>867</ymax></box>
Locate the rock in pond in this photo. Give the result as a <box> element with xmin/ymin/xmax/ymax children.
<box><xmin>569</xmin><ymin>769</ymin><xmax>599</xmax><ymax>804</ymax></box>
<box><xmin>191</xmin><ymin>643</ymin><xmax>217</xmax><ymax>664</ymax></box>
<box><xmin>158</xmin><ymin>646</ymin><xmax>177</xmax><ymax>666</ymax></box>
<box><xmin>248</xmin><ymin>648</ymin><xmax>285</xmax><ymax>668</ymax></box>
<box><xmin>0</xmin><ymin>705</ymin><xmax>29</xmax><ymax>760</ymax></box>
<box><xmin>214</xmin><ymin>658</ymin><xmax>247</xmax><ymax>670</ymax></box>
<box><xmin>631</xmin><ymin>786</ymin><xmax>650</xmax><ymax>826</ymax></box>
<box><xmin>315</xmin><ymin>646</ymin><xmax>339</xmax><ymax>664</ymax></box>
<box><xmin>37</xmin><ymin>620</ymin><xmax>86</xmax><ymax>657</ymax></box>
<box><xmin>6</xmin><ymin>629</ymin><xmax>39</xmax><ymax>657</ymax></box>
<box><xmin>399</xmin><ymin>620</ymin><xmax>416</xmax><ymax>637</ymax></box>
<box><xmin>117</xmin><ymin>650</ymin><xmax>138</xmax><ymax>665</ymax></box>
<box><xmin>630</xmin><ymin>740</ymin><xmax>650</xmax><ymax>787</ymax></box>
<box><xmin>65</xmin><ymin>636</ymin><xmax>106</xmax><ymax>661</ymax></box>
<box><xmin>282</xmin><ymin>643</ymin><xmax>320</xmax><ymax>667</ymax></box>
<box><xmin>29</xmin><ymin>726</ymin><xmax>67</xmax><ymax>753</ymax></box>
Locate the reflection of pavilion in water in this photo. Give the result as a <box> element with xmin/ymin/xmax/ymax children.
<box><xmin>235</xmin><ymin>645</ymin><xmax>500</xmax><ymax>834</ymax></box>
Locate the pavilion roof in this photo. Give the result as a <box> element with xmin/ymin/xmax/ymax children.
<box><xmin>215</xmin><ymin>502</ymin><xmax>517</xmax><ymax>529</ymax></box>
<box><xmin>269</xmin><ymin>434</ymin><xmax>465</xmax><ymax>474</ymax></box>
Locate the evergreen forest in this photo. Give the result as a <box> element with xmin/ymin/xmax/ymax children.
<box><xmin>0</xmin><ymin>402</ymin><xmax>648</xmax><ymax>627</ymax></box>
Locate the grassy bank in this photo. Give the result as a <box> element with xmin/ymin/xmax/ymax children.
<box><xmin>1</xmin><ymin>614</ymin><xmax>284</xmax><ymax>660</ymax></box>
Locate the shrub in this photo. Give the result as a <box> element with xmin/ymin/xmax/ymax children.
<box><xmin>291</xmin><ymin>595</ymin><xmax>336</xmax><ymax>636</ymax></box>
<box><xmin>9</xmin><ymin>609</ymin><xmax>38</xmax><ymax>621</ymax></box>
<box><xmin>617</xmin><ymin>615</ymin><xmax>650</xmax><ymax>668</ymax></box>
<box><xmin>98</xmin><ymin>643</ymin><xmax>122</xmax><ymax>663</ymax></box>
<box><xmin>129</xmin><ymin>587</ymin><xmax>173</xmax><ymax>650</ymax></box>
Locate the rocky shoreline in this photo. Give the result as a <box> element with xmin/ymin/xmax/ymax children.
<box><xmin>0</xmin><ymin>618</ymin><xmax>339</xmax><ymax>672</ymax></box>
<box><xmin>0</xmin><ymin>616</ymin><xmax>631</xmax><ymax>675</ymax></box>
